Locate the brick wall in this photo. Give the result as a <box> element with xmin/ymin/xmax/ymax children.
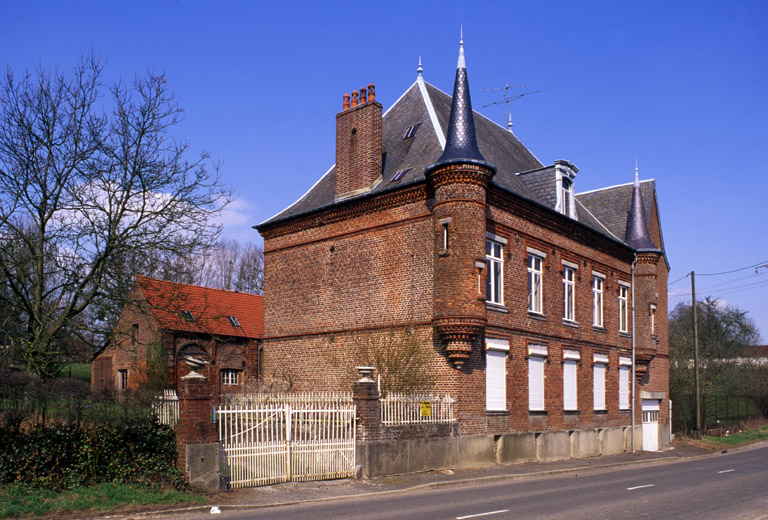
<box><xmin>260</xmin><ymin>173</ymin><xmax>669</xmax><ymax>437</ymax></box>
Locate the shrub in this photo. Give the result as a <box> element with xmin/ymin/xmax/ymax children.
<box><xmin>0</xmin><ymin>417</ymin><xmax>184</xmax><ymax>491</ymax></box>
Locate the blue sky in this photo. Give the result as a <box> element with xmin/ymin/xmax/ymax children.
<box><xmin>4</xmin><ymin>1</ymin><xmax>767</xmax><ymax>339</ymax></box>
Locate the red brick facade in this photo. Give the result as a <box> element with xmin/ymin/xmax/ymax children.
<box><xmin>257</xmin><ymin>75</ymin><xmax>669</xmax><ymax>439</ymax></box>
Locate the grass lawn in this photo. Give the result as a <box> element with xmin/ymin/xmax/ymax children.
<box><xmin>701</xmin><ymin>422</ymin><xmax>768</xmax><ymax>449</ymax></box>
<box><xmin>0</xmin><ymin>483</ymin><xmax>207</xmax><ymax>518</ymax></box>
<box><xmin>60</xmin><ymin>363</ymin><xmax>90</xmax><ymax>382</ymax></box>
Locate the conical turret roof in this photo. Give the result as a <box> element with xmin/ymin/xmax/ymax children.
<box><xmin>625</xmin><ymin>166</ymin><xmax>657</xmax><ymax>250</ymax></box>
<box><xmin>429</xmin><ymin>35</ymin><xmax>495</xmax><ymax>172</ymax></box>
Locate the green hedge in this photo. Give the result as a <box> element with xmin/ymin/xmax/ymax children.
<box><xmin>0</xmin><ymin>418</ymin><xmax>185</xmax><ymax>490</ymax></box>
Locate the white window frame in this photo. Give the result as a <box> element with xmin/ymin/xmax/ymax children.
<box><xmin>592</xmin><ymin>273</ymin><xmax>604</xmax><ymax>328</ymax></box>
<box><xmin>486</xmin><ymin>233</ymin><xmax>506</xmax><ymax>305</ymax></box>
<box><xmin>221</xmin><ymin>369</ymin><xmax>239</xmax><ymax>386</ymax></box>
<box><xmin>619</xmin><ymin>357</ymin><xmax>631</xmax><ymax>410</ymax></box>
<box><xmin>562</xmin><ymin>262</ymin><xmax>577</xmax><ymax>322</ymax></box>
<box><xmin>527</xmin><ymin>249</ymin><xmax>545</xmax><ymax>314</ymax></box>
<box><xmin>485</xmin><ymin>339</ymin><xmax>509</xmax><ymax>411</ymax></box>
<box><xmin>593</xmin><ymin>353</ymin><xmax>608</xmax><ymax>411</ymax></box>
<box><xmin>528</xmin><ymin>345</ymin><xmax>548</xmax><ymax>411</ymax></box>
<box><xmin>563</xmin><ymin>349</ymin><xmax>580</xmax><ymax>411</ymax></box>
<box><xmin>439</xmin><ymin>217</ymin><xmax>452</xmax><ymax>252</ymax></box>
<box><xmin>619</xmin><ymin>283</ymin><xmax>630</xmax><ymax>333</ymax></box>
<box><xmin>650</xmin><ymin>304</ymin><xmax>657</xmax><ymax>336</ymax></box>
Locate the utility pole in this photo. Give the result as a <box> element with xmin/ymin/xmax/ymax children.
<box><xmin>691</xmin><ymin>271</ymin><xmax>702</xmax><ymax>439</ymax></box>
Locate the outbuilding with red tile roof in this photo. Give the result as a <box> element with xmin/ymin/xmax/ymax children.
<box><xmin>91</xmin><ymin>276</ymin><xmax>263</xmax><ymax>395</ymax></box>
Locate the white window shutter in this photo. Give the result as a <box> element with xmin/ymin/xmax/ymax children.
<box><xmin>528</xmin><ymin>356</ymin><xmax>545</xmax><ymax>411</ymax></box>
<box><xmin>594</xmin><ymin>363</ymin><xmax>606</xmax><ymax>410</ymax></box>
<box><xmin>563</xmin><ymin>360</ymin><xmax>578</xmax><ymax>411</ymax></box>
<box><xmin>619</xmin><ymin>365</ymin><xmax>630</xmax><ymax>409</ymax></box>
<box><xmin>486</xmin><ymin>350</ymin><xmax>506</xmax><ymax>411</ymax></box>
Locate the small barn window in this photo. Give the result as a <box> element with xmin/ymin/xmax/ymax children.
<box><xmin>181</xmin><ymin>310</ymin><xmax>195</xmax><ymax>322</ymax></box>
<box><xmin>228</xmin><ymin>315</ymin><xmax>241</xmax><ymax>327</ymax></box>
<box><xmin>221</xmin><ymin>369</ymin><xmax>239</xmax><ymax>386</ymax></box>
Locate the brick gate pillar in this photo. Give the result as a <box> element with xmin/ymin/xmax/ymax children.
<box><xmin>352</xmin><ymin>367</ymin><xmax>382</xmax><ymax>442</ymax></box>
<box><xmin>176</xmin><ymin>370</ymin><xmax>220</xmax><ymax>491</ymax></box>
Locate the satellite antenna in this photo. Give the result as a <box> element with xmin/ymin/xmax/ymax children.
<box><xmin>484</xmin><ymin>81</ymin><xmax>541</xmax><ymax>131</ymax></box>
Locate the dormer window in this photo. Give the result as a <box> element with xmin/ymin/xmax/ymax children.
<box><xmin>555</xmin><ymin>160</ymin><xmax>578</xmax><ymax>219</ymax></box>
<box><xmin>561</xmin><ymin>178</ymin><xmax>573</xmax><ymax>217</ymax></box>
<box><xmin>228</xmin><ymin>315</ymin><xmax>241</xmax><ymax>327</ymax></box>
<box><xmin>181</xmin><ymin>310</ymin><xmax>195</xmax><ymax>322</ymax></box>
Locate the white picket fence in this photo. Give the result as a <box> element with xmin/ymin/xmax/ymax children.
<box><xmin>380</xmin><ymin>393</ymin><xmax>456</xmax><ymax>425</ymax></box>
<box><xmin>152</xmin><ymin>389</ymin><xmax>179</xmax><ymax>427</ymax></box>
<box><xmin>216</xmin><ymin>395</ymin><xmax>356</xmax><ymax>488</ymax></box>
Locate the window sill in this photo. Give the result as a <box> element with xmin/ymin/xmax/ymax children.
<box><xmin>528</xmin><ymin>312</ymin><xmax>547</xmax><ymax>322</ymax></box>
<box><xmin>486</xmin><ymin>302</ymin><xmax>509</xmax><ymax>313</ymax></box>
<box><xmin>564</xmin><ymin>410</ymin><xmax>580</xmax><ymax>415</ymax></box>
<box><xmin>437</xmin><ymin>251</ymin><xmax>450</xmax><ymax>257</ymax></box>
<box><xmin>486</xmin><ymin>410</ymin><xmax>510</xmax><ymax>416</ymax></box>
<box><xmin>620</xmin><ymin>408</ymin><xmax>632</xmax><ymax>413</ymax></box>
<box><xmin>619</xmin><ymin>332</ymin><xmax>631</xmax><ymax>339</ymax></box>
<box><xmin>594</xmin><ymin>409</ymin><xmax>608</xmax><ymax>415</ymax></box>
<box><xmin>562</xmin><ymin>320</ymin><xmax>579</xmax><ymax>329</ymax></box>
<box><xmin>592</xmin><ymin>326</ymin><xmax>607</xmax><ymax>333</ymax></box>
<box><xmin>528</xmin><ymin>410</ymin><xmax>548</xmax><ymax>416</ymax></box>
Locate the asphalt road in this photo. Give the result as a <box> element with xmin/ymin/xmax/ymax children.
<box><xmin>172</xmin><ymin>444</ymin><xmax>768</xmax><ymax>520</ymax></box>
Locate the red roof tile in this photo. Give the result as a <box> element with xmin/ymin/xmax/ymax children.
<box><xmin>135</xmin><ymin>276</ymin><xmax>263</xmax><ymax>339</ymax></box>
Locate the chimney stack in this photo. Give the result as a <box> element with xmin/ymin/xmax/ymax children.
<box><xmin>335</xmin><ymin>83</ymin><xmax>382</xmax><ymax>200</ymax></box>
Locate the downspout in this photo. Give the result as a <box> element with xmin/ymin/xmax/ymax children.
<box><xmin>631</xmin><ymin>253</ymin><xmax>638</xmax><ymax>453</ymax></box>
<box><xmin>257</xmin><ymin>342</ymin><xmax>263</xmax><ymax>380</ymax></box>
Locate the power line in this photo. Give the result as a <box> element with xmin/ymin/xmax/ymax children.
<box><xmin>668</xmin><ymin>273</ymin><xmax>690</xmax><ymax>286</ymax></box>
<box><xmin>696</xmin><ymin>260</ymin><xmax>768</xmax><ymax>277</ymax></box>
<box><xmin>669</xmin><ymin>260</ymin><xmax>767</xmax><ymax>286</ymax></box>
<box><xmin>670</xmin><ymin>279</ymin><xmax>768</xmax><ymax>299</ymax></box>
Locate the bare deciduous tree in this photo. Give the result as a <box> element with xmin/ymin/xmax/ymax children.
<box><xmin>0</xmin><ymin>54</ymin><xmax>229</xmax><ymax>377</ymax></box>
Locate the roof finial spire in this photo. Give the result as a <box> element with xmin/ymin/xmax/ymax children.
<box><xmin>507</xmin><ymin>112</ymin><xmax>513</xmax><ymax>132</ymax></box>
<box><xmin>417</xmin><ymin>56</ymin><xmax>423</xmax><ymax>77</ymax></box>
<box><xmin>635</xmin><ymin>159</ymin><xmax>639</xmax><ymax>182</ymax></box>
<box><xmin>458</xmin><ymin>26</ymin><xmax>466</xmax><ymax>69</ymax></box>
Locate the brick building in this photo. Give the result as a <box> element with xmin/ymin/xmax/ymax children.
<box><xmin>256</xmin><ymin>40</ymin><xmax>669</xmax><ymax>449</ymax></box>
<box><xmin>91</xmin><ymin>276</ymin><xmax>263</xmax><ymax>396</ymax></box>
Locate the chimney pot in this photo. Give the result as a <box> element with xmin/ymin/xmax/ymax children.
<box><xmin>343</xmin><ymin>93</ymin><xmax>350</xmax><ymax>110</ymax></box>
<box><xmin>360</xmin><ymin>87</ymin><xmax>367</xmax><ymax>104</ymax></box>
<box><xmin>351</xmin><ymin>90</ymin><xmax>359</xmax><ymax>107</ymax></box>
<box><xmin>368</xmin><ymin>83</ymin><xmax>375</xmax><ymax>102</ymax></box>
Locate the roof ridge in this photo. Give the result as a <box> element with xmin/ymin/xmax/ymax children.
<box><xmin>576</xmin><ymin>178</ymin><xmax>655</xmax><ymax>196</ymax></box>
<box><xmin>137</xmin><ymin>275</ymin><xmax>262</xmax><ymax>299</ymax></box>
<box><xmin>417</xmin><ymin>76</ymin><xmax>446</xmax><ymax>150</ymax></box>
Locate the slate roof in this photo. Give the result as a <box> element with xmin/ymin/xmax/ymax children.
<box><xmin>261</xmin><ymin>78</ymin><xmax>542</xmax><ymax>225</ymax></box>
<box><xmin>259</xmin><ymin>74</ymin><xmax>664</xmax><ymax>254</ymax></box>
<box><xmin>135</xmin><ymin>276</ymin><xmax>263</xmax><ymax>339</ymax></box>
<box><xmin>576</xmin><ymin>180</ymin><xmax>663</xmax><ymax>250</ymax></box>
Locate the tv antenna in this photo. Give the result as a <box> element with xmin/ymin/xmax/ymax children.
<box><xmin>484</xmin><ymin>82</ymin><xmax>541</xmax><ymax>131</ymax></box>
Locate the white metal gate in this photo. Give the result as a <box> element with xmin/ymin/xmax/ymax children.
<box><xmin>217</xmin><ymin>399</ymin><xmax>356</xmax><ymax>488</ymax></box>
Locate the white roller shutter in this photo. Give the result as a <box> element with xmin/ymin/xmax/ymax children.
<box><xmin>528</xmin><ymin>355</ymin><xmax>545</xmax><ymax>411</ymax></box>
<box><xmin>486</xmin><ymin>350</ymin><xmax>506</xmax><ymax>411</ymax></box>
<box><xmin>593</xmin><ymin>362</ymin><xmax>606</xmax><ymax>410</ymax></box>
<box><xmin>563</xmin><ymin>360</ymin><xmax>578</xmax><ymax>411</ymax></box>
<box><xmin>619</xmin><ymin>365</ymin><xmax>630</xmax><ymax>409</ymax></box>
